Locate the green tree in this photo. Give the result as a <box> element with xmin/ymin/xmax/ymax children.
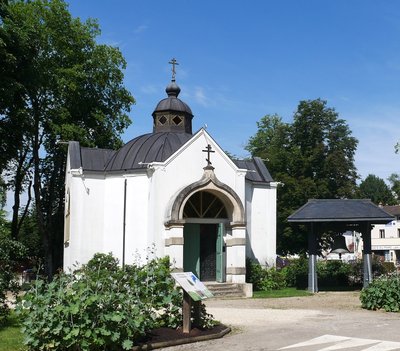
<box><xmin>358</xmin><ymin>174</ymin><xmax>396</xmax><ymax>205</ymax></box>
<box><xmin>388</xmin><ymin>173</ymin><xmax>400</xmax><ymax>203</ymax></box>
<box><xmin>0</xmin><ymin>0</ymin><xmax>134</xmax><ymax>276</ymax></box>
<box><xmin>247</xmin><ymin>99</ymin><xmax>358</xmax><ymax>254</ymax></box>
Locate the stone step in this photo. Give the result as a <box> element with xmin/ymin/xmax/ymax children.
<box><xmin>204</xmin><ymin>283</ymin><xmax>249</xmax><ymax>298</ymax></box>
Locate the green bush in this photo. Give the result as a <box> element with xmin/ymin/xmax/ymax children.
<box><xmin>17</xmin><ymin>253</ymin><xmax>208</xmax><ymax>351</ymax></box>
<box><xmin>0</xmin><ymin>237</ymin><xmax>27</xmax><ymax>325</ymax></box>
<box><xmin>360</xmin><ymin>274</ymin><xmax>400</xmax><ymax>312</ymax></box>
<box><xmin>282</xmin><ymin>257</ymin><xmax>308</xmax><ymax>289</ymax></box>
<box><xmin>246</xmin><ymin>259</ymin><xmax>287</xmax><ymax>291</ymax></box>
<box><xmin>317</xmin><ymin>260</ymin><xmax>351</xmax><ymax>287</ymax></box>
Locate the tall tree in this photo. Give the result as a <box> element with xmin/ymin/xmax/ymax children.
<box><xmin>0</xmin><ymin>0</ymin><xmax>134</xmax><ymax>276</ymax></box>
<box><xmin>358</xmin><ymin>174</ymin><xmax>396</xmax><ymax>205</ymax></box>
<box><xmin>388</xmin><ymin>173</ymin><xmax>400</xmax><ymax>203</ymax></box>
<box><xmin>247</xmin><ymin>99</ymin><xmax>358</xmax><ymax>254</ymax></box>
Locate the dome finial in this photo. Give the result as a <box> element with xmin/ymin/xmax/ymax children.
<box><xmin>168</xmin><ymin>57</ymin><xmax>179</xmax><ymax>81</ymax></box>
<box><xmin>166</xmin><ymin>58</ymin><xmax>181</xmax><ymax>97</ymax></box>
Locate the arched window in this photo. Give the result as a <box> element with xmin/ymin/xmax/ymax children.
<box><xmin>183</xmin><ymin>191</ymin><xmax>228</xmax><ymax>219</ymax></box>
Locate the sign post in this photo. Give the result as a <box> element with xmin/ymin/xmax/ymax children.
<box><xmin>171</xmin><ymin>272</ymin><xmax>213</xmax><ymax>333</ymax></box>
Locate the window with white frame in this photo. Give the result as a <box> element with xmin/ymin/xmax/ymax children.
<box><xmin>379</xmin><ymin>229</ymin><xmax>385</xmax><ymax>239</ymax></box>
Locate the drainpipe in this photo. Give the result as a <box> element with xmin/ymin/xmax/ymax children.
<box><xmin>122</xmin><ymin>178</ymin><xmax>127</xmax><ymax>268</ymax></box>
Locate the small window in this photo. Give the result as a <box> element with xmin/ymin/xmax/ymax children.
<box><xmin>158</xmin><ymin>115</ymin><xmax>167</xmax><ymax>125</ymax></box>
<box><xmin>398</xmin><ymin>228</ymin><xmax>400</xmax><ymax>238</ymax></box>
<box><xmin>172</xmin><ymin>115</ymin><xmax>183</xmax><ymax>125</ymax></box>
<box><xmin>379</xmin><ymin>229</ymin><xmax>385</xmax><ymax>239</ymax></box>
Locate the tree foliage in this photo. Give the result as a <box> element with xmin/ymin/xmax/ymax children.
<box><xmin>358</xmin><ymin>174</ymin><xmax>396</xmax><ymax>205</ymax></box>
<box><xmin>247</xmin><ymin>99</ymin><xmax>358</xmax><ymax>254</ymax></box>
<box><xmin>0</xmin><ymin>0</ymin><xmax>134</xmax><ymax>275</ymax></box>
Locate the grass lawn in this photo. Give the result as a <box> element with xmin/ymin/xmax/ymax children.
<box><xmin>0</xmin><ymin>313</ymin><xmax>25</xmax><ymax>351</ymax></box>
<box><xmin>253</xmin><ymin>287</ymin><xmax>312</xmax><ymax>299</ymax></box>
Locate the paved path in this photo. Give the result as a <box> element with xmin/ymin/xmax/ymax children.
<box><xmin>163</xmin><ymin>292</ymin><xmax>400</xmax><ymax>351</ymax></box>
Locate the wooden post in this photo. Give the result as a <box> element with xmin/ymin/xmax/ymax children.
<box><xmin>182</xmin><ymin>291</ymin><xmax>192</xmax><ymax>333</ymax></box>
<box><xmin>192</xmin><ymin>300</ymin><xmax>201</xmax><ymax>328</ymax></box>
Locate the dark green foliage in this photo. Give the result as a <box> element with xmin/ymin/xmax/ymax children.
<box><xmin>358</xmin><ymin>174</ymin><xmax>396</xmax><ymax>205</ymax></box>
<box><xmin>17</xmin><ymin>253</ymin><xmax>210</xmax><ymax>351</ymax></box>
<box><xmin>247</xmin><ymin>100</ymin><xmax>358</xmax><ymax>255</ymax></box>
<box><xmin>317</xmin><ymin>260</ymin><xmax>351</xmax><ymax>287</ymax></box>
<box><xmin>1</xmin><ymin>0</ymin><xmax>134</xmax><ymax>276</ymax></box>
<box><xmin>281</xmin><ymin>257</ymin><xmax>309</xmax><ymax>289</ymax></box>
<box><xmin>360</xmin><ymin>274</ymin><xmax>400</xmax><ymax>312</ymax></box>
<box><xmin>0</xmin><ymin>237</ymin><xmax>27</xmax><ymax>325</ymax></box>
<box><xmin>246</xmin><ymin>259</ymin><xmax>287</xmax><ymax>291</ymax></box>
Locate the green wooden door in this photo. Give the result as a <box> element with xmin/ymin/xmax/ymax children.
<box><xmin>183</xmin><ymin>224</ymin><xmax>200</xmax><ymax>277</ymax></box>
<box><xmin>216</xmin><ymin>223</ymin><xmax>225</xmax><ymax>282</ymax></box>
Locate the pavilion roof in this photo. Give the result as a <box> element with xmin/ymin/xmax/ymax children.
<box><xmin>288</xmin><ymin>199</ymin><xmax>394</xmax><ymax>224</ymax></box>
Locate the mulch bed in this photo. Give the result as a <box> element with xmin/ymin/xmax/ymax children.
<box><xmin>132</xmin><ymin>324</ymin><xmax>230</xmax><ymax>350</ymax></box>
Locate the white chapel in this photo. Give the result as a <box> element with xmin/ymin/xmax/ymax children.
<box><xmin>64</xmin><ymin>64</ymin><xmax>277</xmax><ymax>284</ymax></box>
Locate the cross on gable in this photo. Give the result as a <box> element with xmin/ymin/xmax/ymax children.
<box><xmin>202</xmin><ymin>144</ymin><xmax>215</xmax><ymax>166</ymax></box>
<box><xmin>168</xmin><ymin>58</ymin><xmax>179</xmax><ymax>80</ymax></box>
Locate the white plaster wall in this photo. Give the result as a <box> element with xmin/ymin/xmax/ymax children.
<box><xmin>139</xmin><ymin>130</ymin><xmax>247</xmax><ymax>263</ymax></box>
<box><xmin>102</xmin><ymin>176</ymin><xmax>125</xmax><ymax>262</ymax></box>
<box><xmin>64</xmin><ymin>173</ymin><xmax>105</xmax><ymax>270</ymax></box>
<box><xmin>247</xmin><ymin>183</ymin><xmax>277</xmax><ymax>267</ymax></box>
<box><xmin>124</xmin><ymin>174</ymin><xmax>150</xmax><ymax>264</ymax></box>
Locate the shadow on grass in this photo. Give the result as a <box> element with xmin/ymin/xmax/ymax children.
<box><xmin>318</xmin><ymin>285</ymin><xmax>362</xmax><ymax>292</ymax></box>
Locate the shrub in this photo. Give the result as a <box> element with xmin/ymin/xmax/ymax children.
<box><xmin>0</xmin><ymin>237</ymin><xmax>27</xmax><ymax>325</ymax></box>
<box><xmin>246</xmin><ymin>259</ymin><xmax>287</xmax><ymax>291</ymax></box>
<box><xmin>360</xmin><ymin>274</ymin><xmax>400</xmax><ymax>312</ymax></box>
<box><xmin>317</xmin><ymin>260</ymin><xmax>351</xmax><ymax>287</ymax></box>
<box><xmin>16</xmin><ymin>253</ymin><xmax>202</xmax><ymax>351</ymax></box>
<box><xmin>282</xmin><ymin>257</ymin><xmax>308</xmax><ymax>289</ymax></box>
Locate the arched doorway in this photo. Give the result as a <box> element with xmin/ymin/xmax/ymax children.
<box><xmin>183</xmin><ymin>191</ymin><xmax>228</xmax><ymax>282</ymax></box>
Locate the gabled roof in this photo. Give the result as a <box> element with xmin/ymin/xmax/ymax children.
<box><xmin>234</xmin><ymin>157</ymin><xmax>274</xmax><ymax>183</ymax></box>
<box><xmin>67</xmin><ymin>138</ymin><xmax>274</xmax><ymax>184</ymax></box>
<box><xmin>382</xmin><ymin>205</ymin><xmax>400</xmax><ymax>217</ymax></box>
<box><xmin>288</xmin><ymin>199</ymin><xmax>394</xmax><ymax>224</ymax></box>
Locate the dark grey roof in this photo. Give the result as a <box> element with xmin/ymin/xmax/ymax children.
<box><xmin>105</xmin><ymin>132</ymin><xmax>193</xmax><ymax>171</ymax></box>
<box><xmin>153</xmin><ymin>80</ymin><xmax>193</xmax><ymax>116</ymax></box>
<box><xmin>68</xmin><ymin>141</ymin><xmax>116</xmax><ymax>171</ymax></box>
<box><xmin>153</xmin><ymin>97</ymin><xmax>193</xmax><ymax>116</ymax></box>
<box><xmin>81</xmin><ymin>148</ymin><xmax>116</xmax><ymax>171</ymax></box>
<box><xmin>288</xmin><ymin>199</ymin><xmax>395</xmax><ymax>224</ymax></box>
<box><xmin>234</xmin><ymin>157</ymin><xmax>274</xmax><ymax>183</ymax></box>
<box><xmin>382</xmin><ymin>205</ymin><xmax>400</xmax><ymax>217</ymax></box>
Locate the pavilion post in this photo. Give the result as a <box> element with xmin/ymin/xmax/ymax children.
<box><xmin>361</xmin><ymin>222</ymin><xmax>373</xmax><ymax>288</ymax></box>
<box><xmin>308</xmin><ymin>223</ymin><xmax>318</xmax><ymax>293</ymax></box>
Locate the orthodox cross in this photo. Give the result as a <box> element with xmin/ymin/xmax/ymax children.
<box><xmin>168</xmin><ymin>58</ymin><xmax>179</xmax><ymax>80</ymax></box>
<box><xmin>202</xmin><ymin>144</ymin><xmax>215</xmax><ymax>166</ymax></box>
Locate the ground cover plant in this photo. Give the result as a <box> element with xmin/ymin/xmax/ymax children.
<box><xmin>0</xmin><ymin>236</ymin><xmax>27</xmax><ymax>325</ymax></box>
<box><xmin>16</xmin><ymin>253</ymin><xmax>215</xmax><ymax>351</ymax></box>
<box><xmin>360</xmin><ymin>273</ymin><xmax>400</xmax><ymax>312</ymax></box>
<box><xmin>0</xmin><ymin>312</ymin><xmax>24</xmax><ymax>351</ymax></box>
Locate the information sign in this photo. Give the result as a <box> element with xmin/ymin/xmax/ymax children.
<box><xmin>171</xmin><ymin>272</ymin><xmax>213</xmax><ymax>301</ymax></box>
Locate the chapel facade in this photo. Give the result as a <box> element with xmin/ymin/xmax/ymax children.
<box><xmin>64</xmin><ymin>64</ymin><xmax>277</xmax><ymax>285</ymax></box>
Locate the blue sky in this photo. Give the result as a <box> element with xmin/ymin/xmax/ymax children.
<box><xmin>67</xmin><ymin>0</ymin><xmax>400</xmax><ymax>182</ymax></box>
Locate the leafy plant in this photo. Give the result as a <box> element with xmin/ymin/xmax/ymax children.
<box><xmin>246</xmin><ymin>259</ymin><xmax>287</xmax><ymax>291</ymax></box>
<box><xmin>360</xmin><ymin>274</ymin><xmax>400</xmax><ymax>312</ymax></box>
<box><xmin>17</xmin><ymin>253</ymin><xmax>205</xmax><ymax>351</ymax></box>
<box><xmin>0</xmin><ymin>237</ymin><xmax>27</xmax><ymax>325</ymax></box>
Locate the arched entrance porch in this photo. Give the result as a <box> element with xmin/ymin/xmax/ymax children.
<box><xmin>164</xmin><ymin>167</ymin><xmax>247</xmax><ymax>283</ymax></box>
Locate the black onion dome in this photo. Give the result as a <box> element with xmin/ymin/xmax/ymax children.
<box><xmin>152</xmin><ymin>80</ymin><xmax>193</xmax><ymax>116</ymax></box>
<box><xmin>105</xmin><ymin>132</ymin><xmax>193</xmax><ymax>171</ymax></box>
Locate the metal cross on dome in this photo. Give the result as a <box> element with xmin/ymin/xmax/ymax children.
<box><xmin>202</xmin><ymin>144</ymin><xmax>215</xmax><ymax>167</ymax></box>
<box><xmin>168</xmin><ymin>58</ymin><xmax>179</xmax><ymax>80</ymax></box>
